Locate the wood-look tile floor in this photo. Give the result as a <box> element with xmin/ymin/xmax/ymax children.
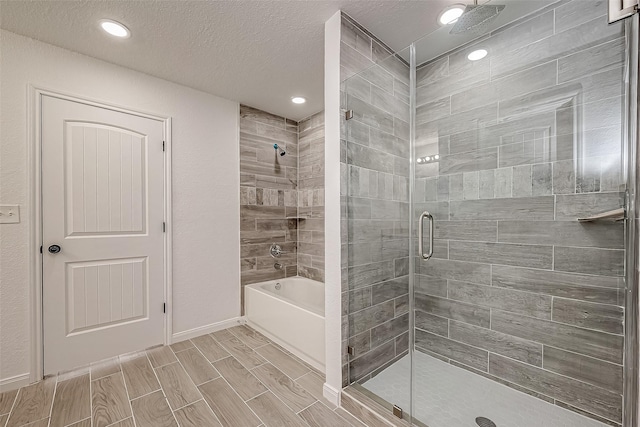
<box><xmin>0</xmin><ymin>325</ymin><xmax>369</xmax><ymax>427</ymax></box>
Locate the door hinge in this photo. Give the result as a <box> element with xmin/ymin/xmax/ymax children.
<box><xmin>162</xmin><ymin>222</ymin><xmax>166</xmax><ymax>232</ymax></box>
<box><xmin>393</xmin><ymin>405</ymin><xmax>403</xmax><ymax>419</ymax></box>
<box><xmin>347</xmin><ymin>345</ymin><xmax>355</xmax><ymax>357</ymax></box>
<box><xmin>40</xmin><ymin>245</ymin><xmax>43</xmax><ymax>254</ymax></box>
<box><xmin>345</xmin><ymin>110</ymin><xmax>354</xmax><ymax>120</ymax></box>
<box><xmin>163</xmin><ymin>303</ymin><xmax>166</xmax><ymax>313</ymax></box>
<box><xmin>162</xmin><ymin>141</ymin><xmax>165</xmax><ymax>152</ymax></box>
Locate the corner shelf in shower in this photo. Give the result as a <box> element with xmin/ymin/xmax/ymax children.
<box><xmin>577</xmin><ymin>207</ymin><xmax>625</xmax><ymax>223</ymax></box>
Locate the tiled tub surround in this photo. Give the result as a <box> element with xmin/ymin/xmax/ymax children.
<box><xmin>298</xmin><ymin>112</ymin><xmax>326</xmax><ymax>282</ymax></box>
<box><xmin>339</xmin><ymin>13</ymin><xmax>412</xmax><ymax>385</ymax></box>
<box><xmin>240</xmin><ymin>105</ymin><xmax>300</xmax><ymax>293</ymax></box>
<box><xmin>239</xmin><ymin>106</ymin><xmax>326</xmax><ymax>308</ymax></box>
<box><xmin>410</xmin><ymin>1</ymin><xmax>626</xmax><ymax>425</ymax></box>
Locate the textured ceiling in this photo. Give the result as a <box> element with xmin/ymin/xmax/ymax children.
<box><xmin>0</xmin><ymin>0</ymin><xmax>555</xmax><ymax>120</ymax></box>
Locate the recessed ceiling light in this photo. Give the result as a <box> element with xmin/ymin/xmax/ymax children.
<box><xmin>438</xmin><ymin>5</ymin><xmax>465</xmax><ymax>26</ymax></box>
<box><xmin>291</xmin><ymin>96</ymin><xmax>306</xmax><ymax>104</ymax></box>
<box><xmin>468</xmin><ymin>49</ymin><xmax>488</xmax><ymax>61</ymax></box>
<box><xmin>99</xmin><ymin>19</ymin><xmax>130</xmax><ymax>38</ymax></box>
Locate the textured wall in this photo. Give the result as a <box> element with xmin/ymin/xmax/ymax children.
<box><xmin>413</xmin><ymin>1</ymin><xmax>626</xmax><ymax>424</ymax></box>
<box><xmin>239</xmin><ymin>105</ymin><xmax>299</xmax><ymax>303</ymax></box>
<box><xmin>0</xmin><ymin>30</ymin><xmax>241</xmax><ymax>385</ymax></box>
<box><xmin>298</xmin><ymin>111</ymin><xmax>326</xmax><ymax>282</ymax></box>
<box><xmin>339</xmin><ymin>13</ymin><xmax>411</xmax><ymax>385</ymax></box>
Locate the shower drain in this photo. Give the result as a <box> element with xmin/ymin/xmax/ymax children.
<box><xmin>475</xmin><ymin>417</ymin><xmax>497</xmax><ymax>427</ymax></box>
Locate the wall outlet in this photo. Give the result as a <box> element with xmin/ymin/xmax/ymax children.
<box><xmin>0</xmin><ymin>205</ymin><xmax>20</xmax><ymax>224</ymax></box>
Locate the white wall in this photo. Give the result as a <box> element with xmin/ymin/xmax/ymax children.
<box><xmin>323</xmin><ymin>11</ymin><xmax>342</xmax><ymax>406</ymax></box>
<box><xmin>0</xmin><ymin>30</ymin><xmax>241</xmax><ymax>386</ymax></box>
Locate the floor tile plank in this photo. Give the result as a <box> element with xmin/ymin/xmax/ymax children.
<box><xmin>0</xmin><ymin>414</ymin><xmax>7</xmax><ymax>427</ymax></box>
<box><xmin>6</xmin><ymin>377</ymin><xmax>55</xmax><ymax>427</ymax></box>
<box><xmin>300</xmin><ymin>401</ymin><xmax>354</xmax><ymax>427</ymax></box>
<box><xmin>147</xmin><ymin>346</ymin><xmax>178</xmax><ymax>368</ymax></box>
<box><xmin>0</xmin><ymin>389</ymin><xmax>17</xmax><ymax>416</ymax></box>
<box><xmin>154</xmin><ymin>362</ymin><xmax>201</xmax><ymax>410</ymax></box>
<box><xmin>107</xmin><ymin>418</ymin><xmax>135</xmax><ymax>427</ymax></box>
<box><xmin>175</xmin><ymin>347</ymin><xmax>220</xmax><ymax>386</ymax></box>
<box><xmin>120</xmin><ymin>353</ymin><xmax>160</xmax><ymax>399</ymax></box>
<box><xmin>131</xmin><ymin>390</ymin><xmax>177</xmax><ymax>427</ymax></box>
<box><xmin>67</xmin><ymin>418</ymin><xmax>92</xmax><ymax>427</ymax></box>
<box><xmin>21</xmin><ymin>418</ymin><xmax>49</xmax><ymax>427</ymax></box>
<box><xmin>173</xmin><ymin>400</ymin><xmax>222</xmax><ymax>427</ymax></box>
<box><xmin>50</xmin><ymin>373</ymin><xmax>90</xmax><ymax>426</ymax></box>
<box><xmin>295</xmin><ymin>372</ymin><xmax>334</xmax><ymax>408</ymax></box>
<box><xmin>247</xmin><ymin>391</ymin><xmax>310</xmax><ymax>427</ymax></box>
<box><xmin>256</xmin><ymin>344</ymin><xmax>310</xmax><ymax>379</ymax></box>
<box><xmin>229</xmin><ymin>325</ymin><xmax>271</xmax><ymax>348</ymax></box>
<box><xmin>170</xmin><ymin>340</ymin><xmax>194</xmax><ymax>353</ymax></box>
<box><xmin>198</xmin><ymin>377</ymin><xmax>261</xmax><ymax>427</ymax></box>
<box><xmin>92</xmin><ymin>372</ymin><xmax>132</xmax><ymax>427</ymax></box>
<box><xmin>90</xmin><ymin>357</ymin><xmax>121</xmax><ymax>381</ymax></box>
<box><xmin>211</xmin><ymin>329</ymin><xmax>235</xmax><ymax>342</ymax></box>
<box><xmin>213</xmin><ymin>357</ymin><xmax>267</xmax><ymax>400</ymax></box>
<box><xmin>192</xmin><ymin>335</ymin><xmax>229</xmax><ymax>362</ymax></box>
<box><xmin>335</xmin><ymin>407</ymin><xmax>369</xmax><ymax>427</ymax></box>
<box><xmin>251</xmin><ymin>363</ymin><xmax>316</xmax><ymax>412</ymax></box>
<box><xmin>219</xmin><ymin>337</ymin><xmax>266</xmax><ymax>369</ymax></box>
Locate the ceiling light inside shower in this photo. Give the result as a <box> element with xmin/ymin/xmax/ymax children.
<box><xmin>468</xmin><ymin>49</ymin><xmax>488</xmax><ymax>61</ymax></box>
<box><xmin>291</xmin><ymin>96</ymin><xmax>306</xmax><ymax>104</ymax></box>
<box><xmin>438</xmin><ymin>5</ymin><xmax>465</xmax><ymax>26</ymax></box>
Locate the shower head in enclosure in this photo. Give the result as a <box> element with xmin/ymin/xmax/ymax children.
<box><xmin>450</xmin><ymin>0</ymin><xmax>505</xmax><ymax>35</ymax></box>
<box><xmin>273</xmin><ymin>143</ymin><xmax>286</xmax><ymax>156</ymax></box>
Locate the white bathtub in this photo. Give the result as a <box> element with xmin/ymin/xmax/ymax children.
<box><xmin>245</xmin><ymin>277</ymin><xmax>325</xmax><ymax>372</ymax></box>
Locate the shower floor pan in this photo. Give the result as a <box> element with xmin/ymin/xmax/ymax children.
<box><xmin>362</xmin><ymin>351</ymin><xmax>610</xmax><ymax>427</ymax></box>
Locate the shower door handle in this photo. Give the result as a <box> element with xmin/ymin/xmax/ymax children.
<box><xmin>418</xmin><ymin>211</ymin><xmax>434</xmax><ymax>260</ymax></box>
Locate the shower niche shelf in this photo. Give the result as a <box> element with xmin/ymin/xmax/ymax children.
<box><xmin>578</xmin><ymin>207</ymin><xmax>625</xmax><ymax>223</ymax></box>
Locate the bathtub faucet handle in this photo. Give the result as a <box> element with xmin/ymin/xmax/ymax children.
<box><xmin>274</xmin><ymin>262</ymin><xmax>284</xmax><ymax>270</ymax></box>
<box><xmin>269</xmin><ymin>243</ymin><xmax>287</xmax><ymax>258</ymax></box>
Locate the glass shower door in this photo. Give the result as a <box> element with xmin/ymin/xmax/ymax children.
<box><xmin>410</xmin><ymin>1</ymin><xmax>629</xmax><ymax>426</ymax></box>
<box><xmin>341</xmin><ymin>43</ymin><xmax>413</xmax><ymax>420</ymax></box>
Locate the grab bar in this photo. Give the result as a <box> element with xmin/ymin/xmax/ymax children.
<box><xmin>418</xmin><ymin>211</ymin><xmax>434</xmax><ymax>260</ymax></box>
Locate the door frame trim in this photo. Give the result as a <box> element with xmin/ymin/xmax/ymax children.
<box><xmin>28</xmin><ymin>86</ymin><xmax>173</xmax><ymax>382</ymax></box>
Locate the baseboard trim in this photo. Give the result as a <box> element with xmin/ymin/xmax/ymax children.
<box><xmin>0</xmin><ymin>373</ymin><xmax>30</xmax><ymax>392</ymax></box>
<box><xmin>323</xmin><ymin>382</ymin><xmax>341</xmax><ymax>406</ymax></box>
<box><xmin>171</xmin><ymin>317</ymin><xmax>244</xmax><ymax>343</ymax></box>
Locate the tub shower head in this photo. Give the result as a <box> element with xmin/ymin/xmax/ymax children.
<box><xmin>450</xmin><ymin>0</ymin><xmax>505</xmax><ymax>35</ymax></box>
<box><xmin>273</xmin><ymin>144</ymin><xmax>286</xmax><ymax>156</ymax></box>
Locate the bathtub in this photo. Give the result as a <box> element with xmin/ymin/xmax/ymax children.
<box><xmin>245</xmin><ymin>277</ymin><xmax>325</xmax><ymax>372</ymax></box>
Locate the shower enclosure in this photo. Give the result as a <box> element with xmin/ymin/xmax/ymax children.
<box><xmin>341</xmin><ymin>1</ymin><xmax>638</xmax><ymax>426</ymax></box>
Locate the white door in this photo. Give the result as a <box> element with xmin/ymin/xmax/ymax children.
<box><xmin>42</xmin><ymin>95</ymin><xmax>166</xmax><ymax>374</ymax></box>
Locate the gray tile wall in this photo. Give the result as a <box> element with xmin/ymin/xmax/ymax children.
<box><xmin>239</xmin><ymin>106</ymin><xmax>326</xmax><ymax>312</ymax></box>
<box><xmin>239</xmin><ymin>105</ymin><xmax>299</xmax><ymax>308</ymax></box>
<box><xmin>298</xmin><ymin>112</ymin><xmax>326</xmax><ymax>282</ymax></box>
<box><xmin>414</xmin><ymin>1</ymin><xmax>626</xmax><ymax>424</ymax></box>
<box><xmin>339</xmin><ymin>13</ymin><xmax>412</xmax><ymax>386</ymax></box>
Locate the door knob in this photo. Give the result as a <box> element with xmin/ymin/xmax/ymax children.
<box><xmin>48</xmin><ymin>245</ymin><xmax>61</xmax><ymax>254</ymax></box>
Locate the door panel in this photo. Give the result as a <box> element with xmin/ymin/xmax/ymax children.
<box><xmin>42</xmin><ymin>95</ymin><xmax>165</xmax><ymax>374</ymax></box>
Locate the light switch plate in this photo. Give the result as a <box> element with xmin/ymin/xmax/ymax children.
<box><xmin>0</xmin><ymin>205</ymin><xmax>20</xmax><ymax>224</ymax></box>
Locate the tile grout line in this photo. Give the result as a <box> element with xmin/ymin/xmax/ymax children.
<box><xmin>168</xmin><ymin>343</ymin><xmax>225</xmax><ymax>427</ymax></box>
<box><xmin>46</xmin><ymin>376</ymin><xmax>59</xmax><ymax>427</ymax></box>
<box><xmin>144</xmin><ymin>352</ymin><xmax>180</xmax><ymax>427</ymax></box>
<box><xmin>4</xmin><ymin>388</ymin><xmax>19</xmax><ymax>426</ymax></box>
<box><xmin>119</xmin><ymin>367</ymin><xmax>139</xmax><ymax>427</ymax></box>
